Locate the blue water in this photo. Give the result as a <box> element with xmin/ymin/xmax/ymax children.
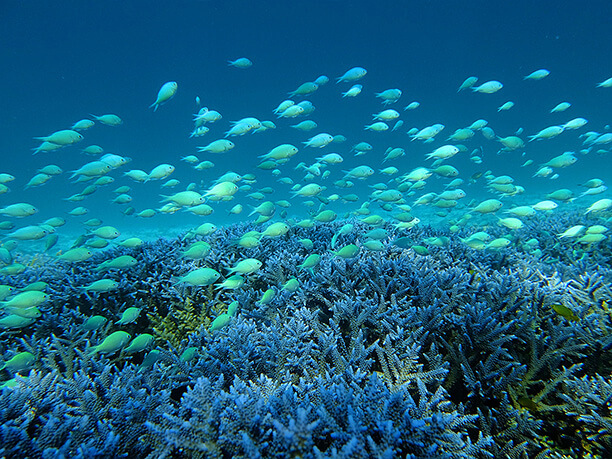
<box><xmin>2</xmin><ymin>3</ymin><xmax>612</xmax><ymax>456</ymax></box>
<box><xmin>1</xmin><ymin>0</ymin><xmax>611</xmax><ymax>242</ymax></box>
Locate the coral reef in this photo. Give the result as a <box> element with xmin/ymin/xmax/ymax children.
<box><xmin>1</xmin><ymin>217</ymin><xmax>611</xmax><ymax>457</ymax></box>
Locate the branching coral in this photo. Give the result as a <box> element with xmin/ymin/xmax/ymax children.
<box><xmin>0</xmin><ymin>218</ymin><xmax>611</xmax><ymax>457</ymax></box>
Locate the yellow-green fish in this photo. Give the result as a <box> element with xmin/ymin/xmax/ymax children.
<box><xmin>150</xmin><ymin>81</ymin><xmax>178</xmax><ymax>111</ymax></box>
<box><xmin>1</xmin><ymin>351</ymin><xmax>35</xmax><ymax>373</ymax></box>
<box><xmin>94</xmin><ymin>255</ymin><xmax>138</xmax><ymax>272</ymax></box>
<box><xmin>209</xmin><ymin>313</ymin><xmax>231</xmax><ymax>331</ymax></box>
<box><xmin>331</xmin><ymin>244</ymin><xmax>360</xmax><ymax>259</ymax></box>
<box><xmin>90</xmin><ymin>331</ymin><xmax>131</xmax><ymax>354</ymax></box>
<box><xmin>175</xmin><ymin>268</ymin><xmax>220</xmax><ymax>286</ymax></box>
<box><xmin>552</xmin><ymin>304</ymin><xmax>579</xmax><ymax>321</ymax></box>
<box><xmin>2</xmin><ymin>291</ymin><xmax>49</xmax><ymax>309</ymax></box>
<box><xmin>125</xmin><ymin>334</ymin><xmax>155</xmax><ymax>353</ymax></box>
<box><xmin>228</xmin><ymin>258</ymin><xmax>262</xmax><ymax>275</ymax></box>
<box><xmin>116</xmin><ymin>307</ymin><xmax>141</xmax><ymax>325</ymax></box>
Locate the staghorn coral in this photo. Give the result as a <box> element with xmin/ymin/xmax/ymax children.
<box><xmin>0</xmin><ymin>218</ymin><xmax>611</xmax><ymax>456</ymax></box>
<box><xmin>148</xmin><ymin>295</ymin><xmax>214</xmax><ymax>348</ymax></box>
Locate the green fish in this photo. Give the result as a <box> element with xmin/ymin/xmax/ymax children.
<box><xmin>363</xmin><ymin>240</ymin><xmax>385</xmax><ymax>251</ymax></box>
<box><xmin>552</xmin><ymin>304</ymin><xmax>579</xmax><ymax>321</ymax></box>
<box><xmin>227</xmin><ymin>300</ymin><xmax>239</xmax><ymax>317</ymax></box>
<box><xmin>1</xmin><ymin>351</ymin><xmax>35</xmax><ymax>373</ymax></box>
<box><xmin>81</xmin><ymin>279</ymin><xmax>119</xmax><ymax>292</ymax></box>
<box><xmin>257</xmin><ymin>288</ymin><xmax>276</xmax><ymax>305</ymax></box>
<box><xmin>180</xmin><ymin>347</ymin><xmax>198</xmax><ymax>362</ymax></box>
<box><xmin>209</xmin><ymin>313</ymin><xmax>231</xmax><ymax>332</ymax></box>
<box><xmin>331</xmin><ymin>244</ymin><xmax>360</xmax><ymax>259</ymax></box>
<box><xmin>90</xmin><ymin>331</ymin><xmax>131</xmax><ymax>354</ymax></box>
<box><xmin>116</xmin><ymin>307</ymin><xmax>141</xmax><ymax>325</ymax></box>
<box><xmin>175</xmin><ymin>268</ymin><xmax>220</xmax><ymax>286</ymax></box>
<box><xmin>282</xmin><ymin>278</ymin><xmax>300</xmax><ymax>293</ymax></box>
<box><xmin>216</xmin><ymin>275</ymin><xmax>245</xmax><ymax>290</ymax></box>
<box><xmin>83</xmin><ymin>315</ymin><xmax>108</xmax><ymax>331</ymax></box>
<box><xmin>94</xmin><ymin>255</ymin><xmax>138</xmax><ymax>272</ymax></box>
<box><xmin>411</xmin><ymin>245</ymin><xmax>429</xmax><ymax>256</ymax></box>
<box><xmin>21</xmin><ymin>281</ymin><xmax>48</xmax><ymax>292</ymax></box>
<box><xmin>125</xmin><ymin>334</ymin><xmax>154</xmax><ymax>353</ymax></box>
<box><xmin>0</xmin><ymin>314</ymin><xmax>36</xmax><ymax>329</ymax></box>
<box><xmin>298</xmin><ymin>254</ymin><xmax>321</xmax><ymax>270</ymax></box>
<box><xmin>140</xmin><ymin>350</ymin><xmax>162</xmax><ymax>370</ymax></box>
<box><xmin>2</xmin><ymin>291</ymin><xmax>49</xmax><ymax>309</ymax></box>
<box><xmin>0</xmin><ymin>285</ymin><xmax>16</xmax><ymax>301</ymax></box>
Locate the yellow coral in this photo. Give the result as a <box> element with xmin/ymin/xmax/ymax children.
<box><xmin>148</xmin><ymin>297</ymin><xmax>213</xmax><ymax>348</ymax></box>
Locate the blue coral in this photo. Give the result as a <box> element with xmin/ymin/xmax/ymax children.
<box><xmin>0</xmin><ymin>217</ymin><xmax>611</xmax><ymax>456</ymax></box>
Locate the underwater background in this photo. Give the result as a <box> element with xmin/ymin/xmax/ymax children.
<box><xmin>1</xmin><ymin>0</ymin><xmax>612</xmax><ymax>457</ymax></box>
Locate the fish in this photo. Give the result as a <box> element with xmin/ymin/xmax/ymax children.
<box><xmin>551</xmin><ymin>102</ymin><xmax>571</xmax><ymax>113</ymax></box>
<box><xmin>458</xmin><ymin>76</ymin><xmax>478</xmax><ymax>92</ymax></box>
<box><xmin>125</xmin><ymin>334</ymin><xmax>155</xmax><ymax>353</ymax></box>
<box><xmin>34</xmin><ymin>129</ymin><xmax>83</xmax><ymax>146</ymax></box>
<box><xmin>552</xmin><ymin>304</ymin><xmax>579</xmax><ymax>321</ymax></box>
<box><xmin>1</xmin><ymin>351</ymin><xmax>35</xmax><ymax>373</ymax></box>
<box><xmin>336</xmin><ymin>67</ymin><xmax>367</xmax><ymax>83</ymax></box>
<box><xmin>81</xmin><ymin>279</ymin><xmax>120</xmax><ymax>292</ymax></box>
<box><xmin>228</xmin><ymin>57</ymin><xmax>252</xmax><ymax>68</ymax></box>
<box><xmin>364</xmin><ymin>121</ymin><xmax>389</xmax><ymax>132</ymax></box>
<box><xmin>90</xmin><ymin>331</ymin><xmax>131</xmax><ymax>354</ymax></box>
<box><xmin>597</xmin><ymin>77</ymin><xmax>612</xmax><ymax>88</ymax></box>
<box><xmin>289</xmin><ymin>81</ymin><xmax>318</xmax><ymax>97</ymax></box>
<box><xmin>174</xmin><ymin>268</ymin><xmax>220</xmax><ymax>286</ymax></box>
<box><xmin>291</xmin><ymin>120</ymin><xmax>318</xmax><ymax>131</ymax></box>
<box><xmin>94</xmin><ymin>255</ymin><xmax>138</xmax><ymax>272</ymax></box>
<box><xmin>528</xmin><ymin>126</ymin><xmax>565</xmax><ymax>142</ymax></box>
<box><xmin>2</xmin><ymin>291</ymin><xmax>49</xmax><ymax>309</ymax></box>
<box><xmin>147</xmin><ymin>164</ymin><xmax>175</xmax><ymax>180</ymax></box>
<box><xmin>0</xmin><ymin>203</ymin><xmax>38</xmax><ymax>217</ymax></box>
<box><xmin>149</xmin><ymin>81</ymin><xmax>178</xmax><ymax>111</ymax></box>
<box><xmin>372</xmin><ymin>109</ymin><xmax>400</xmax><ymax>121</ymax></box>
<box><xmin>303</xmin><ymin>133</ymin><xmax>334</xmax><ymax>148</ymax></box>
<box><xmin>376</xmin><ymin>88</ymin><xmax>402</xmax><ymax>105</ymax></box>
<box><xmin>71</xmin><ymin>119</ymin><xmax>95</xmax><ymax>130</ymax></box>
<box><xmin>586</xmin><ymin>198</ymin><xmax>612</xmax><ymax>214</ymax></box>
<box><xmin>116</xmin><ymin>307</ymin><xmax>142</xmax><ymax>325</ymax></box>
<box><xmin>523</xmin><ymin>69</ymin><xmax>550</xmax><ymax>80</ymax></box>
<box><xmin>198</xmin><ymin>139</ymin><xmax>235</xmax><ymax>153</ymax></box>
<box><xmin>471</xmin><ymin>80</ymin><xmax>503</xmax><ymax>93</ymax></box>
<box><xmin>209</xmin><ymin>313</ymin><xmax>231</xmax><ymax>332</ymax></box>
<box><xmin>330</xmin><ymin>244</ymin><xmax>360</xmax><ymax>259</ymax></box>
<box><xmin>228</xmin><ymin>258</ymin><xmax>262</xmax><ymax>275</ymax></box>
<box><xmin>216</xmin><ymin>275</ymin><xmax>245</xmax><ymax>291</ymax></box>
<box><xmin>90</xmin><ymin>114</ymin><xmax>123</xmax><ymax>126</ymax></box>
<box><xmin>472</xmin><ymin>199</ymin><xmax>503</xmax><ymax>214</ymax></box>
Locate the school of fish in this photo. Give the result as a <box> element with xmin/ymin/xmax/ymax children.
<box><xmin>0</xmin><ymin>62</ymin><xmax>611</xmax><ymax>352</ymax></box>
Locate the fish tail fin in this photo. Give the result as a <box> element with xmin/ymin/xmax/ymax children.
<box><xmin>331</xmin><ymin>233</ymin><xmax>339</xmax><ymax>249</ymax></box>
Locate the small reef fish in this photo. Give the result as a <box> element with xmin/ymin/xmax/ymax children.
<box><xmin>149</xmin><ymin>81</ymin><xmax>178</xmax><ymax>111</ymax></box>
